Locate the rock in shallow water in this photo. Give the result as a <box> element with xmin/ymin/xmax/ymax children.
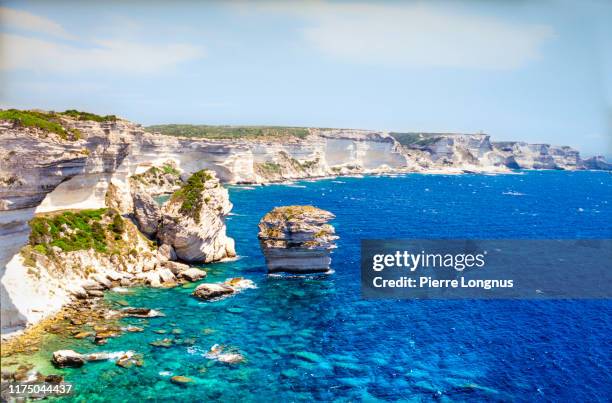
<box><xmin>171</xmin><ymin>375</ymin><xmax>194</xmax><ymax>385</ymax></box>
<box><xmin>258</xmin><ymin>205</ymin><xmax>338</xmax><ymax>273</ymax></box>
<box><xmin>191</xmin><ymin>278</ymin><xmax>255</xmax><ymax>300</ymax></box>
<box><xmin>161</xmin><ymin>260</ymin><xmax>190</xmax><ymax>275</ymax></box>
<box><xmin>205</xmin><ymin>344</ymin><xmax>245</xmax><ymax>364</ymax></box>
<box><xmin>121</xmin><ymin>307</ymin><xmax>164</xmax><ymax>318</ymax></box>
<box><xmin>192</xmin><ymin>283</ymin><xmax>235</xmax><ymax>300</ymax></box>
<box><xmin>52</xmin><ymin>350</ymin><xmax>85</xmax><ymax>367</ymax></box>
<box><xmin>178</xmin><ymin>268</ymin><xmax>207</xmax><ymax>281</ymax></box>
<box><xmin>150</xmin><ymin>338</ymin><xmax>173</xmax><ymax>348</ymax></box>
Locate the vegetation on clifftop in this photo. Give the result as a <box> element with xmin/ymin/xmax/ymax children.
<box><xmin>170</xmin><ymin>170</ymin><xmax>215</xmax><ymax>224</ymax></box>
<box><xmin>0</xmin><ymin>109</ymin><xmax>81</xmax><ymax>140</ymax></box>
<box><xmin>147</xmin><ymin>124</ymin><xmax>310</xmax><ymax>140</ymax></box>
<box><xmin>60</xmin><ymin>109</ymin><xmax>117</xmax><ymax>122</ymax></box>
<box><xmin>131</xmin><ymin>161</ymin><xmax>181</xmax><ymax>186</ymax></box>
<box><xmin>0</xmin><ymin>109</ymin><xmax>115</xmax><ymax>140</ymax></box>
<box><xmin>27</xmin><ymin>209</ymin><xmax>126</xmax><ymax>255</ymax></box>
<box><xmin>255</xmin><ymin>161</ymin><xmax>282</xmax><ymax>175</ymax></box>
<box><xmin>390</xmin><ymin>133</ymin><xmax>444</xmax><ymax>147</ymax></box>
<box><xmin>263</xmin><ymin>205</ymin><xmax>330</xmax><ymax>222</ymax></box>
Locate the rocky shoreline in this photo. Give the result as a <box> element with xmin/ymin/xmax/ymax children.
<box><xmin>1</xmin><ymin>164</ymin><xmax>235</xmax><ymax>335</ymax></box>
<box><xmin>1</xmin><ymin>265</ymin><xmax>254</xmax><ymax>384</ymax></box>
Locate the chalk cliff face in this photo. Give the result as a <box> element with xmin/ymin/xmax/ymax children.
<box><xmin>492</xmin><ymin>142</ymin><xmax>581</xmax><ymax>170</ymax></box>
<box><xmin>582</xmin><ymin>155</ymin><xmax>612</xmax><ymax>171</ymax></box>
<box><xmin>157</xmin><ymin>170</ymin><xmax>236</xmax><ymax>263</ymax></box>
<box><xmin>1</xmin><ymin>209</ymin><xmax>166</xmax><ymax>329</ymax></box>
<box><xmin>392</xmin><ymin>132</ymin><xmax>591</xmax><ymax>171</ymax></box>
<box><xmin>258</xmin><ymin>206</ymin><xmax>337</xmax><ymax>273</ymax></box>
<box><xmin>130</xmin><ymin>162</ymin><xmax>183</xmax><ymax>237</ymax></box>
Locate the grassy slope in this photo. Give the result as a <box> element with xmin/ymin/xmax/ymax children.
<box><xmin>390</xmin><ymin>133</ymin><xmax>445</xmax><ymax>147</ymax></box>
<box><xmin>170</xmin><ymin>169</ymin><xmax>216</xmax><ymax>224</ymax></box>
<box><xmin>146</xmin><ymin>124</ymin><xmax>310</xmax><ymax>140</ymax></box>
<box><xmin>28</xmin><ymin>209</ymin><xmax>125</xmax><ymax>255</ymax></box>
<box><xmin>0</xmin><ymin>109</ymin><xmax>116</xmax><ymax>140</ymax></box>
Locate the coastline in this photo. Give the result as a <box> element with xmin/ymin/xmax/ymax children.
<box><xmin>0</xmin><ymin>166</ymin><xmax>604</xmax><ymax>341</ymax></box>
<box><xmin>0</xmin><ymin>167</ymin><xmax>601</xmax><ymax>346</ymax></box>
<box><xmin>1</xmin><ymin>170</ymin><xmax>610</xmax><ymax>401</ymax></box>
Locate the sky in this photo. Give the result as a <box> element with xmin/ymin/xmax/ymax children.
<box><xmin>0</xmin><ymin>0</ymin><xmax>611</xmax><ymax>156</ymax></box>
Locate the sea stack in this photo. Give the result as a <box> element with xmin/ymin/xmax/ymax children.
<box><xmin>258</xmin><ymin>205</ymin><xmax>337</xmax><ymax>273</ymax></box>
<box><xmin>157</xmin><ymin>169</ymin><xmax>236</xmax><ymax>262</ymax></box>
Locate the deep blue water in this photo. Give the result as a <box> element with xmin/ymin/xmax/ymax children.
<box><xmin>48</xmin><ymin>171</ymin><xmax>611</xmax><ymax>402</ymax></box>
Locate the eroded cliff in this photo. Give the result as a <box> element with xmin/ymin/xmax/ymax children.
<box><xmin>1</xmin><ymin>109</ymin><xmax>609</xmax><ymax>332</ymax></box>
<box><xmin>157</xmin><ymin>170</ymin><xmax>236</xmax><ymax>262</ymax></box>
<box><xmin>258</xmin><ymin>205</ymin><xmax>337</xmax><ymax>274</ymax></box>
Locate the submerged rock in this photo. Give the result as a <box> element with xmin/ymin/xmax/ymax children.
<box><xmin>150</xmin><ymin>338</ymin><xmax>173</xmax><ymax>348</ymax></box>
<box><xmin>258</xmin><ymin>205</ymin><xmax>338</xmax><ymax>273</ymax></box>
<box><xmin>171</xmin><ymin>375</ymin><xmax>194</xmax><ymax>385</ymax></box>
<box><xmin>73</xmin><ymin>331</ymin><xmax>93</xmax><ymax>339</ymax></box>
<box><xmin>115</xmin><ymin>352</ymin><xmax>144</xmax><ymax>368</ymax></box>
<box><xmin>157</xmin><ymin>170</ymin><xmax>236</xmax><ymax>263</ymax></box>
<box><xmin>205</xmin><ymin>344</ymin><xmax>245</xmax><ymax>364</ymax></box>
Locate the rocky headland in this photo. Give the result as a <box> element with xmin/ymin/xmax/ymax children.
<box><xmin>258</xmin><ymin>206</ymin><xmax>338</xmax><ymax>274</ymax></box>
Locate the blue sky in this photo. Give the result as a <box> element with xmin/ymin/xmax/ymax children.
<box><xmin>0</xmin><ymin>0</ymin><xmax>610</xmax><ymax>155</ymax></box>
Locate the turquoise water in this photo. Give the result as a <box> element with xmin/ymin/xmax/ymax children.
<box><xmin>49</xmin><ymin>171</ymin><xmax>611</xmax><ymax>402</ymax></box>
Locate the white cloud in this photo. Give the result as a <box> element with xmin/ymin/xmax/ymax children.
<box><xmin>0</xmin><ymin>8</ymin><xmax>204</xmax><ymax>74</ymax></box>
<box><xmin>0</xmin><ymin>6</ymin><xmax>74</xmax><ymax>40</ymax></box>
<box><xmin>244</xmin><ymin>2</ymin><xmax>555</xmax><ymax>70</ymax></box>
<box><xmin>0</xmin><ymin>33</ymin><xmax>204</xmax><ymax>74</ymax></box>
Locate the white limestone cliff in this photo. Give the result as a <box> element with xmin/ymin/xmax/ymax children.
<box><xmin>1</xmin><ymin>210</ymin><xmax>166</xmax><ymax>330</ymax></box>
<box><xmin>1</xmin><ymin>111</ymin><xmax>609</xmax><ymax>334</ymax></box>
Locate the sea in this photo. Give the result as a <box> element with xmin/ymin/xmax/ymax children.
<box><xmin>18</xmin><ymin>171</ymin><xmax>612</xmax><ymax>402</ymax></box>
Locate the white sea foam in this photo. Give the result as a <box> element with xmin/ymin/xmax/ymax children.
<box><xmin>219</xmin><ymin>255</ymin><xmax>242</xmax><ymax>262</ymax></box>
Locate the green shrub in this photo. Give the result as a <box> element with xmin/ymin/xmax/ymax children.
<box><xmin>109</xmin><ymin>211</ymin><xmax>125</xmax><ymax>239</ymax></box>
<box><xmin>162</xmin><ymin>163</ymin><xmax>180</xmax><ymax>175</ymax></box>
<box><xmin>257</xmin><ymin>162</ymin><xmax>281</xmax><ymax>174</ymax></box>
<box><xmin>61</xmin><ymin>109</ymin><xmax>117</xmax><ymax>122</ymax></box>
<box><xmin>0</xmin><ymin>109</ymin><xmax>86</xmax><ymax>141</ymax></box>
<box><xmin>171</xmin><ymin>170</ymin><xmax>214</xmax><ymax>223</ymax></box>
<box><xmin>390</xmin><ymin>132</ymin><xmax>443</xmax><ymax>147</ymax></box>
<box><xmin>0</xmin><ymin>109</ymin><xmax>67</xmax><ymax>138</ymax></box>
<box><xmin>33</xmin><ymin>244</ymin><xmax>48</xmax><ymax>254</ymax></box>
<box><xmin>147</xmin><ymin>124</ymin><xmax>310</xmax><ymax>140</ymax></box>
<box><xmin>28</xmin><ymin>208</ymin><xmax>123</xmax><ymax>254</ymax></box>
